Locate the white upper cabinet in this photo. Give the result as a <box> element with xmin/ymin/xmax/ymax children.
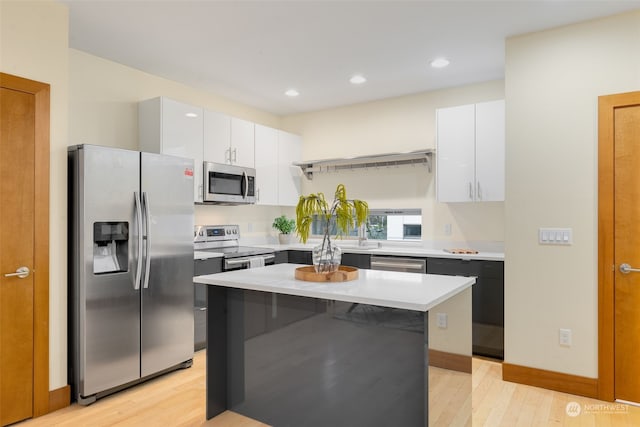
<box><xmin>436</xmin><ymin>100</ymin><xmax>505</xmax><ymax>202</ymax></box>
<box><xmin>254</xmin><ymin>126</ymin><xmax>302</xmax><ymax>206</ymax></box>
<box><xmin>278</xmin><ymin>130</ymin><xmax>302</xmax><ymax>206</ymax></box>
<box><xmin>203</xmin><ymin>111</ymin><xmax>255</xmax><ymax>168</ymax></box>
<box><xmin>203</xmin><ymin>110</ymin><xmax>231</xmax><ymax>164</ymax></box>
<box><xmin>254</xmin><ymin>124</ymin><xmax>279</xmax><ymax>205</ymax></box>
<box><xmin>474</xmin><ymin>100</ymin><xmax>505</xmax><ymax>202</ymax></box>
<box><xmin>138</xmin><ymin>96</ymin><xmax>204</xmax><ymax>203</ymax></box>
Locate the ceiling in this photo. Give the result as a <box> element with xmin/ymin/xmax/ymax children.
<box><xmin>62</xmin><ymin>1</ymin><xmax>640</xmax><ymax>116</ymax></box>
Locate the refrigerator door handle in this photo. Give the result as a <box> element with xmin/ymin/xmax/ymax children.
<box><xmin>142</xmin><ymin>191</ymin><xmax>152</xmax><ymax>289</ymax></box>
<box><xmin>134</xmin><ymin>192</ymin><xmax>143</xmax><ymax>290</ymax></box>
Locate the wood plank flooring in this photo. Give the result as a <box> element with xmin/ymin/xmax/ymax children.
<box><xmin>17</xmin><ymin>351</ymin><xmax>640</xmax><ymax>426</ymax></box>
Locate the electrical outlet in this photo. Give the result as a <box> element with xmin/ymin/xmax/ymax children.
<box><xmin>559</xmin><ymin>328</ymin><xmax>572</xmax><ymax>346</ymax></box>
<box><xmin>444</xmin><ymin>223</ymin><xmax>452</xmax><ymax>236</ymax></box>
<box><xmin>436</xmin><ymin>313</ymin><xmax>447</xmax><ymax>329</ymax></box>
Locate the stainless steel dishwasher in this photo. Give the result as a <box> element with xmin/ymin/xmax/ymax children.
<box><xmin>370</xmin><ymin>255</ymin><xmax>427</xmax><ymax>273</ymax></box>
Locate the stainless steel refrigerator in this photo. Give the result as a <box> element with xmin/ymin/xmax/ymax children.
<box><xmin>68</xmin><ymin>144</ymin><xmax>194</xmax><ymax>405</ymax></box>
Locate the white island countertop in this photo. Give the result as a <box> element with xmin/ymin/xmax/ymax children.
<box><xmin>194</xmin><ymin>263</ymin><xmax>475</xmax><ymax>312</ymax></box>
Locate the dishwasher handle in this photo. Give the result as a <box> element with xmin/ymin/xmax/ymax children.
<box><xmin>370</xmin><ymin>257</ymin><xmax>426</xmax><ymax>273</ymax></box>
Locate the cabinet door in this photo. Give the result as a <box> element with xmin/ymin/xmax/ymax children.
<box><xmin>254</xmin><ymin>125</ymin><xmax>279</xmax><ymax>205</ymax></box>
<box><xmin>231</xmin><ymin>117</ymin><xmax>255</xmax><ymax>168</ymax></box>
<box><xmin>288</xmin><ymin>250</ymin><xmax>312</xmax><ymax>265</ymax></box>
<box><xmin>203</xmin><ymin>110</ymin><xmax>231</xmax><ymax>164</ymax></box>
<box><xmin>436</xmin><ymin>104</ymin><xmax>476</xmax><ymax>202</ymax></box>
<box><xmin>341</xmin><ymin>253</ymin><xmax>371</xmax><ymax>269</ymax></box>
<box><xmin>139</xmin><ymin>97</ymin><xmax>203</xmax><ymax>203</ymax></box>
<box><xmin>475</xmin><ymin>100</ymin><xmax>505</xmax><ymax>202</ymax></box>
<box><xmin>278</xmin><ymin>131</ymin><xmax>302</xmax><ymax>206</ymax></box>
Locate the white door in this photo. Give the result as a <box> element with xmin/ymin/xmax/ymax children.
<box><xmin>203</xmin><ymin>110</ymin><xmax>231</xmax><ymax>165</ymax></box>
<box><xmin>475</xmin><ymin>100</ymin><xmax>505</xmax><ymax>202</ymax></box>
<box><xmin>160</xmin><ymin>98</ymin><xmax>203</xmax><ymax>203</ymax></box>
<box><xmin>436</xmin><ymin>104</ymin><xmax>475</xmax><ymax>202</ymax></box>
<box><xmin>231</xmin><ymin>118</ymin><xmax>255</xmax><ymax>168</ymax></box>
<box><xmin>278</xmin><ymin>131</ymin><xmax>302</xmax><ymax>206</ymax></box>
<box><xmin>255</xmin><ymin>125</ymin><xmax>279</xmax><ymax>205</ymax></box>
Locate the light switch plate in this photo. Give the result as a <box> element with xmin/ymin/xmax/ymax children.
<box><xmin>539</xmin><ymin>228</ymin><xmax>572</xmax><ymax>245</ymax></box>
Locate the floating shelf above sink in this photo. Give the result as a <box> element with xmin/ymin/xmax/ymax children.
<box><xmin>293</xmin><ymin>149</ymin><xmax>434</xmax><ymax>180</ymax></box>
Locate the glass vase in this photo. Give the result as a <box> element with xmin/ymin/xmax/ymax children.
<box><xmin>312</xmin><ymin>240</ymin><xmax>342</xmax><ymax>273</ymax></box>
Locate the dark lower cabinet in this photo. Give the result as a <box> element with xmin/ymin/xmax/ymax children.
<box><xmin>194</xmin><ymin>257</ymin><xmax>223</xmax><ymax>351</ymax></box>
<box><xmin>426</xmin><ymin>257</ymin><xmax>504</xmax><ymax>359</ymax></box>
<box><xmin>273</xmin><ymin>250</ymin><xmax>288</xmax><ymax>264</ymax></box>
<box><xmin>288</xmin><ymin>250</ymin><xmax>312</xmax><ymax>265</ymax></box>
<box><xmin>341</xmin><ymin>253</ymin><xmax>371</xmax><ymax>269</ymax></box>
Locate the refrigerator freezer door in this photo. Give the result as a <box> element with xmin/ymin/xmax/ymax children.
<box><xmin>140</xmin><ymin>152</ymin><xmax>195</xmax><ymax>377</ymax></box>
<box><xmin>72</xmin><ymin>145</ymin><xmax>141</xmax><ymax>397</ymax></box>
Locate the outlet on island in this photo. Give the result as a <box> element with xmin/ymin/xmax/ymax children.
<box><xmin>436</xmin><ymin>312</ymin><xmax>448</xmax><ymax>329</ymax></box>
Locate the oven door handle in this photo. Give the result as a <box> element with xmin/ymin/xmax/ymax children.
<box><xmin>225</xmin><ymin>254</ymin><xmax>275</xmax><ymax>267</ymax></box>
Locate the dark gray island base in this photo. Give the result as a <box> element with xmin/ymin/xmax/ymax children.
<box><xmin>206</xmin><ymin>286</ymin><xmax>428</xmax><ymax>427</ymax></box>
<box><xmin>197</xmin><ymin>264</ymin><xmax>474</xmax><ymax>426</ymax></box>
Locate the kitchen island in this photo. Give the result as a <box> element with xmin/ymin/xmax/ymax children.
<box><xmin>194</xmin><ymin>263</ymin><xmax>475</xmax><ymax>426</ymax></box>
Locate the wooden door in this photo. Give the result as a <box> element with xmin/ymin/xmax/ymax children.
<box><xmin>1</xmin><ymin>82</ymin><xmax>35</xmax><ymax>424</ymax></box>
<box><xmin>599</xmin><ymin>91</ymin><xmax>640</xmax><ymax>402</ymax></box>
<box><xmin>614</xmin><ymin>98</ymin><xmax>640</xmax><ymax>403</ymax></box>
<box><xmin>0</xmin><ymin>73</ymin><xmax>50</xmax><ymax>424</ymax></box>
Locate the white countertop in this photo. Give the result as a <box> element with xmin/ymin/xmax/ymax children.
<box><xmin>252</xmin><ymin>243</ymin><xmax>504</xmax><ymax>261</ymax></box>
<box><xmin>193</xmin><ymin>263</ymin><xmax>475</xmax><ymax>312</ymax></box>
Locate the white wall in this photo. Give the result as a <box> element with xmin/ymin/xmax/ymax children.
<box><xmin>504</xmin><ymin>10</ymin><xmax>640</xmax><ymax>378</ymax></box>
<box><xmin>282</xmin><ymin>81</ymin><xmax>506</xmax><ymax>249</ymax></box>
<box><xmin>69</xmin><ymin>49</ymin><xmax>294</xmax><ymax>242</ymax></box>
<box><xmin>1</xmin><ymin>0</ymin><xmax>69</xmax><ymax>390</ymax></box>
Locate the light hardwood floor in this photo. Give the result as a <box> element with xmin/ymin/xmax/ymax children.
<box><xmin>18</xmin><ymin>351</ymin><xmax>640</xmax><ymax>426</ymax></box>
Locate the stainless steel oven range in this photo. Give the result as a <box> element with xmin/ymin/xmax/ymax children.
<box><xmin>194</xmin><ymin>224</ymin><xmax>275</xmax><ymax>270</ymax></box>
<box><xmin>193</xmin><ymin>224</ymin><xmax>275</xmax><ymax>351</ymax></box>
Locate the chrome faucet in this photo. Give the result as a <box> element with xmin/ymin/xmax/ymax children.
<box><xmin>358</xmin><ymin>223</ymin><xmax>368</xmax><ymax>247</ymax></box>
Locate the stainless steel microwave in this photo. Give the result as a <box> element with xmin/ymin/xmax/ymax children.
<box><xmin>203</xmin><ymin>162</ymin><xmax>256</xmax><ymax>204</ymax></box>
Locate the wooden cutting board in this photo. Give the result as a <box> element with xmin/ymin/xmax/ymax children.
<box><xmin>443</xmin><ymin>248</ymin><xmax>479</xmax><ymax>254</ymax></box>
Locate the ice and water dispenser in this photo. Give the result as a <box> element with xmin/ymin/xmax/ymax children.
<box><xmin>93</xmin><ymin>222</ymin><xmax>129</xmax><ymax>274</ymax></box>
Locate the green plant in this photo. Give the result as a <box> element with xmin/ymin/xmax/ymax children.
<box><xmin>272</xmin><ymin>215</ymin><xmax>296</xmax><ymax>234</ymax></box>
<box><xmin>296</xmin><ymin>184</ymin><xmax>369</xmax><ymax>271</ymax></box>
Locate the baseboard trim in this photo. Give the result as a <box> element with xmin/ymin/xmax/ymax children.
<box><xmin>502</xmin><ymin>363</ymin><xmax>598</xmax><ymax>399</ymax></box>
<box><xmin>429</xmin><ymin>349</ymin><xmax>472</xmax><ymax>374</ymax></box>
<box><xmin>48</xmin><ymin>385</ymin><xmax>70</xmax><ymax>413</ymax></box>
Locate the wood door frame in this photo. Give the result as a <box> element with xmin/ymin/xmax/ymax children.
<box><xmin>0</xmin><ymin>72</ymin><xmax>50</xmax><ymax>416</ymax></box>
<box><xmin>598</xmin><ymin>91</ymin><xmax>640</xmax><ymax>401</ymax></box>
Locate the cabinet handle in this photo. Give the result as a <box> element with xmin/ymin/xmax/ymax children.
<box><xmin>256</xmin><ymin>188</ymin><xmax>260</xmax><ymax>202</ymax></box>
<box><xmin>477</xmin><ymin>182</ymin><xmax>482</xmax><ymax>200</ymax></box>
<box><xmin>469</xmin><ymin>182</ymin><xmax>473</xmax><ymax>200</ymax></box>
<box><xmin>232</xmin><ymin>148</ymin><xmax>237</xmax><ymax>163</ymax></box>
<box><xmin>225</xmin><ymin>148</ymin><xmax>231</xmax><ymax>163</ymax></box>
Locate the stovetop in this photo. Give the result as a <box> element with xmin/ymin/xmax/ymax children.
<box><xmin>202</xmin><ymin>245</ymin><xmax>275</xmax><ymax>259</ymax></box>
<box><xmin>194</xmin><ymin>224</ymin><xmax>274</xmax><ymax>259</ymax></box>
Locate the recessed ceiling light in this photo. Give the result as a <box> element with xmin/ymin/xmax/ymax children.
<box><xmin>285</xmin><ymin>89</ymin><xmax>300</xmax><ymax>97</ymax></box>
<box><xmin>185</xmin><ymin>112</ymin><xmax>198</xmax><ymax>118</ymax></box>
<box><xmin>350</xmin><ymin>74</ymin><xmax>367</xmax><ymax>85</ymax></box>
<box><xmin>430</xmin><ymin>58</ymin><xmax>450</xmax><ymax>68</ymax></box>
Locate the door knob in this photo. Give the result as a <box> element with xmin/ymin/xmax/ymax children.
<box><xmin>4</xmin><ymin>266</ymin><xmax>30</xmax><ymax>279</ymax></box>
<box><xmin>619</xmin><ymin>263</ymin><xmax>640</xmax><ymax>274</ymax></box>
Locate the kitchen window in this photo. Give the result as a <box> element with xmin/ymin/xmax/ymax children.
<box><xmin>310</xmin><ymin>209</ymin><xmax>422</xmax><ymax>241</ymax></box>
